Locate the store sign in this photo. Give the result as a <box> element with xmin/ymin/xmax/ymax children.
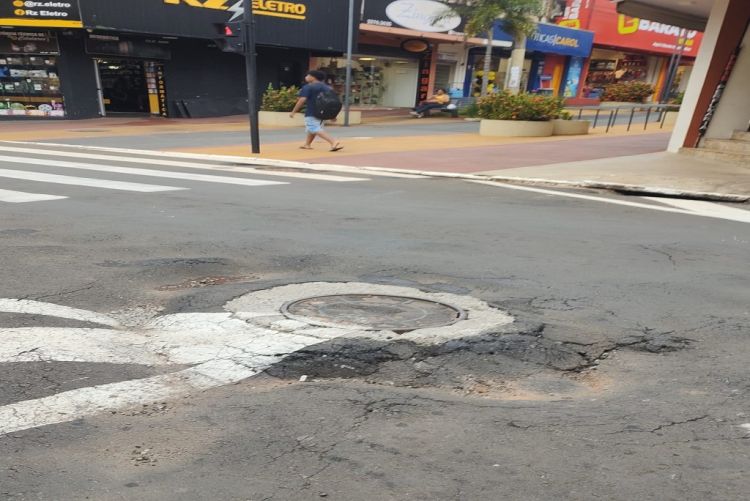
<box><xmin>556</xmin><ymin>0</ymin><xmax>593</xmax><ymax>30</ymax></box>
<box><xmin>77</xmin><ymin>0</ymin><xmax>349</xmax><ymax>52</ymax></box>
<box><xmin>0</xmin><ymin>0</ymin><xmax>83</xmax><ymax>28</ymax></box>
<box><xmin>365</xmin><ymin>0</ymin><xmax>463</xmax><ymax>34</ymax></box>
<box><xmin>526</xmin><ymin>23</ymin><xmax>593</xmax><ymax>57</ymax></box>
<box><xmin>162</xmin><ymin>0</ymin><xmax>307</xmax><ymax>21</ymax></box>
<box><xmin>557</xmin><ymin>0</ymin><xmax>703</xmax><ymax>56</ymax></box>
<box><xmin>493</xmin><ymin>22</ymin><xmax>593</xmax><ymax>58</ymax></box>
<box><xmin>85</xmin><ymin>34</ymin><xmax>172</xmax><ymax>60</ymax></box>
<box><xmin>0</xmin><ymin>30</ymin><xmax>59</xmax><ymax>54</ymax></box>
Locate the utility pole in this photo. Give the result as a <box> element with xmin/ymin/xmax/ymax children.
<box><xmin>242</xmin><ymin>0</ymin><xmax>260</xmax><ymax>153</ymax></box>
<box><xmin>344</xmin><ymin>0</ymin><xmax>355</xmax><ymax>126</ymax></box>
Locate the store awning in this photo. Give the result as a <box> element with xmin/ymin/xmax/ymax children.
<box><xmin>615</xmin><ymin>0</ymin><xmax>709</xmax><ymax>31</ymax></box>
<box><xmin>493</xmin><ymin>21</ymin><xmax>594</xmax><ymax>58</ymax></box>
<box><xmin>359</xmin><ymin>23</ymin><xmax>511</xmax><ymax>47</ymax></box>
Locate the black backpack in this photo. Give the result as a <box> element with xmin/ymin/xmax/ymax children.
<box><xmin>314</xmin><ymin>88</ymin><xmax>343</xmax><ymax>120</ymax></box>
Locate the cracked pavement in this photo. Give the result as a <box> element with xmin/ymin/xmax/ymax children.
<box><xmin>0</xmin><ymin>169</ymin><xmax>748</xmax><ymax>500</ymax></box>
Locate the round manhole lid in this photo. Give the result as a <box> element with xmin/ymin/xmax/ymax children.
<box><xmin>281</xmin><ymin>294</ymin><xmax>466</xmax><ymax>332</ymax></box>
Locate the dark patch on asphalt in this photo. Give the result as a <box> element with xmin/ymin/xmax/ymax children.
<box><xmin>265</xmin><ymin>321</ymin><xmax>691</xmax><ymax>389</ymax></box>
<box><xmin>0</xmin><ymin>313</ymin><xmax>104</xmax><ymax>329</ymax></box>
<box><xmin>0</xmin><ymin>362</ymin><xmax>184</xmax><ymax>406</ymax></box>
<box><xmin>96</xmin><ymin>257</ymin><xmax>231</xmax><ymax>268</ymax></box>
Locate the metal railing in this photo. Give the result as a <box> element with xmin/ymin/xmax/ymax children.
<box><xmin>568</xmin><ymin>104</ymin><xmax>681</xmax><ymax>133</ymax></box>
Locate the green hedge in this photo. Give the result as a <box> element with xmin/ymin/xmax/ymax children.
<box><xmin>602</xmin><ymin>82</ymin><xmax>654</xmax><ymax>103</ymax></box>
<box><xmin>477</xmin><ymin>92</ymin><xmax>564</xmax><ymax>121</ymax></box>
<box><xmin>260</xmin><ymin>84</ymin><xmax>300</xmax><ymax>112</ymax></box>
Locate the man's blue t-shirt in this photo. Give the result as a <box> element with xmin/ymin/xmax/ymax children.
<box><xmin>299</xmin><ymin>82</ymin><xmax>330</xmax><ymax>118</ymax></box>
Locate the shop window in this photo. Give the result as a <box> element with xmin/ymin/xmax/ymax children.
<box><xmin>0</xmin><ymin>54</ymin><xmax>64</xmax><ymax>117</ymax></box>
<box><xmin>312</xmin><ymin>55</ymin><xmax>419</xmax><ymax>108</ymax></box>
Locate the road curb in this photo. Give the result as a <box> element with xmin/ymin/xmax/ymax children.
<box><xmin>8</xmin><ymin>140</ymin><xmax>749</xmax><ymax>203</ymax></box>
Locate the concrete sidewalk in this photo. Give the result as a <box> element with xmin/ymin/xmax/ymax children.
<box><xmin>2</xmin><ymin>114</ymin><xmax>747</xmax><ymax>201</ymax></box>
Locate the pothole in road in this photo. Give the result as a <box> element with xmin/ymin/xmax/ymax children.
<box><xmin>281</xmin><ymin>294</ymin><xmax>466</xmax><ymax>333</ymax></box>
<box><xmin>155</xmin><ymin>275</ymin><xmax>257</xmax><ymax>291</ymax></box>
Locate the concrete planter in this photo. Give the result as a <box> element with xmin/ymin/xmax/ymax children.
<box><xmin>479</xmin><ymin>119</ymin><xmax>554</xmax><ymax>137</ymax></box>
<box><xmin>552</xmin><ymin>119</ymin><xmax>591</xmax><ymax>136</ymax></box>
<box><xmin>258</xmin><ymin>110</ymin><xmax>361</xmax><ymax>127</ymax></box>
<box><xmin>663</xmin><ymin>111</ymin><xmax>679</xmax><ymax>126</ymax></box>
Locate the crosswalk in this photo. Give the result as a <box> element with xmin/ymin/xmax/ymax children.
<box><xmin>0</xmin><ymin>142</ymin><xmax>378</xmax><ymax>204</ymax></box>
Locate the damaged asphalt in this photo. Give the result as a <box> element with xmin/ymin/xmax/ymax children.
<box><xmin>1</xmin><ymin>171</ymin><xmax>748</xmax><ymax>500</ymax></box>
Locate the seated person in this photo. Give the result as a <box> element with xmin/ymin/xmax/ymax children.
<box><xmin>410</xmin><ymin>88</ymin><xmax>450</xmax><ymax>118</ymax></box>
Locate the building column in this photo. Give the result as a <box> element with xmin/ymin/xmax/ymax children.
<box><xmin>668</xmin><ymin>0</ymin><xmax>748</xmax><ymax>151</ymax></box>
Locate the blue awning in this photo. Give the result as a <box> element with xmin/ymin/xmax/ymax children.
<box><xmin>493</xmin><ymin>22</ymin><xmax>594</xmax><ymax>58</ymax></box>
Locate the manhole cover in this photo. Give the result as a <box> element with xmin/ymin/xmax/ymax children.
<box><xmin>281</xmin><ymin>294</ymin><xmax>466</xmax><ymax>332</ymax></box>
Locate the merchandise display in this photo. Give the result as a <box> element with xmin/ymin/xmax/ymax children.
<box><xmin>0</xmin><ymin>54</ymin><xmax>64</xmax><ymax>117</ymax></box>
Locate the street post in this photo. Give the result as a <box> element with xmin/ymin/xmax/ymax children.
<box><xmin>344</xmin><ymin>0</ymin><xmax>355</xmax><ymax>126</ymax></box>
<box><xmin>242</xmin><ymin>0</ymin><xmax>261</xmax><ymax>153</ymax></box>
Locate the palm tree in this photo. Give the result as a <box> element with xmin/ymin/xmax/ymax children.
<box><xmin>443</xmin><ymin>0</ymin><xmax>542</xmax><ymax>96</ymax></box>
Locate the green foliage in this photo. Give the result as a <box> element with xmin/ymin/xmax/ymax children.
<box><xmin>477</xmin><ymin>92</ymin><xmax>564</xmax><ymax>121</ymax></box>
<box><xmin>459</xmin><ymin>101</ymin><xmax>480</xmax><ymax>118</ymax></box>
<box><xmin>443</xmin><ymin>0</ymin><xmax>543</xmax><ymax>39</ymax></box>
<box><xmin>260</xmin><ymin>84</ymin><xmax>300</xmax><ymax>112</ymax></box>
<box><xmin>669</xmin><ymin>91</ymin><xmax>684</xmax><ymax>105</ymax></box>
<box><xmin>602</xmin><ymin>81</ymin><xmax>654</xmax><ymax>103</ymax></box>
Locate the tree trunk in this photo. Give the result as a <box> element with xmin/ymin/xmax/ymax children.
<box><xmin>505</xmin><ymin>34</ymin><xmax>527</xmax><ymax>95</ymax></box>
<box><xmin>481</xmin><ymin>32</ymin><xmax>494</xmax><ymax>96</ymax></box>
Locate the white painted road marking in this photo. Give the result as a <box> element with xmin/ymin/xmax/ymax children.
<box><xmin>1</xmin><ymin>141</ymin><xmax>427</xmax><ymax>179</ymax></box>
<box><xmin>470</xmin><ymin>180</ymin><xmax>750</xmax><ymax>224</ymax></box>
<box><xmin>0</xmin><ymin>283</ymin><xmax>512</xmax><ymax>435</ymax></box>
<box><xmin>0</xmin><ymin>298</ymin><xmax>121</xmax><ymax>327</ymax></box>
<box><xmin>0</xmin><ymin>145</ymin><xmax>369</xmax><ymax>183</ymax></box>
<box><xmin>0</xmin><ymin>188</ymin><xmax>67</xmax><ymax>203</ymax></box>
<box><xmin>0</xmin><ymin>168</ymin><xmax>185</xmax><ymax>192</ymax></box>
<box><xmin>643</xmin><ymin>197</ymin><xmax>750</xmax><ymax>224</ymax></box>
<box><xmin>0</xmin><ymin>155</ymin><xmax>287</xmax><ymax>187</ymax></box>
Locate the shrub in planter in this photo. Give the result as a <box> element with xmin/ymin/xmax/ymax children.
<box><xmin>477</xmin><ymin>92</ymin><xmax>564</xmax><ymax>121</ymax></box>
<box><xmin>602</xmin><ymin>81</ymin><xmax>654</xmax><ymax>103</ymax></box>
<box><xmin>260</xmin><ymin>84</ymin><xmax>300</xmax><ymax>112</ymax></box>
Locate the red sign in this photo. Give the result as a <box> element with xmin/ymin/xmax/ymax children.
<box><xmin>557</xmin><ymin>0</ymin><xmax>703</xmax><ymax>56</ymax></box>
<box><xmin>556</xmin><ymin>0</ymin><xmax>594</xmax><ymax>30</ymax></box>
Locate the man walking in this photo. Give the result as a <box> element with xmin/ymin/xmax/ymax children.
<box><xmin>290</xmin><ymin>70</ymin><xmax>343</xmax><ymax>152</ymax></box>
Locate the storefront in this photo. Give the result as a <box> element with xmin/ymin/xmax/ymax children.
<box><xmin>0</xmin><ymin>1</ymin><xmax>82</xmax><ymax>118</ymax></box>
<box><xmin>322</xmin><ymin>0</ymin><xmax>484</xmax><ymax>108</ymax></box>
<box><xmin>0</xmin><ymin>30</ymin><xmax>65</xmax><ymax>117</ymax></box>
<box><xmin>463</xmin><ymin>21</ymin><xmax>593</xmax><ymax>98</ymax></box>
<box><xmin>1</xmin><ymin>0</ymin><xmax>352</xmax><ymax>119</ymax></box>
<box><xmin>556</xmin><ymin>0</ymin><xmax>703</xmax><ymax>101</ymax></box>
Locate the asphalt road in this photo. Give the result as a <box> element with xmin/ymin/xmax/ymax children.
<box><xmin>0</xmin><ymin>143</ymin><xmax>748</xmax><ymax>500</ymax></box>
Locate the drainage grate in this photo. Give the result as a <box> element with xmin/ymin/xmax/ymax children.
<box><xmin>281</xmin><ymin>294</ymin><xmax>466</xmax><ymax>332</ymax></box>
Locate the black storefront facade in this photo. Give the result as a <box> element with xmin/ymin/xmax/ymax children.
<box><xmin>0</xmin><ymin>0</ymin><xmax>352</xmax><ymax>119</ymax></box>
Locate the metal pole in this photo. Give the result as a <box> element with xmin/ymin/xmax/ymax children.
<box><xmin>344</xmin><ymin>0</ymin><xmax>355</xmax><ymax>126</ymax></box>
<box><xmin>644</xmin><ymin>106</ymin><xmax>652</xmax><ymax>130</ymax></box>
<box><xmin>593</xmin><ymin>108</ymin><xmax>600</xmax><ymax>128</ymax></box>
<box><xmin>627</xmin><ymin>107</ymin><xmax>635</xmax><ymax>131</ymax></box>
<box><xmin>243</xmin><ymin>0</ymin><xmax>260</xmax><ymax>154</ymax></box>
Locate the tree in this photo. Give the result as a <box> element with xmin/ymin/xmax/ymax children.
<box><xmin>443</xmin><ymin>0</ymin><xmax>542</xmax><ymax>96</ymax></box>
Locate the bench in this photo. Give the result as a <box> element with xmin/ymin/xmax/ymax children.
<box><xmin>422</xmin><ymin>97</ymin><xmax>476</xmax><ymax>118</ymax></box>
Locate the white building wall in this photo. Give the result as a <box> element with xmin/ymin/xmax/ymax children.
<box><xmin>703</xmin><ymin>24</ymin><xmax>750</xmax><ymax>140</ymax></box>
<box><xmin>668</xmin><ymin>0</ymin><xmax>731</xmax><ymax>152</ymax></box>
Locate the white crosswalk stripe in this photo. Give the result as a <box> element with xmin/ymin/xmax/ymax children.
<box><xmin>0</xmin><ymin>155</ymin><xmax>288</xmax><ymax>187</ymax></box>
<box><xmin>0</xmin><ymin>168</ymin><xmax>185</xmax><ymax>193</ymax></box>
<box><xmin>0</xmin><ymin>143</ymin><xmax>379</xmax><ymax>204</ymax></box>
<box><xmin>0</xmin><ymin>145</ymin><xmax>368</xmax><ymax>183</ymax></box>
<box><xmin>0</xmin><ymin>188</ymin><xmax>67</xmax><ymax>203</ymax></box>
